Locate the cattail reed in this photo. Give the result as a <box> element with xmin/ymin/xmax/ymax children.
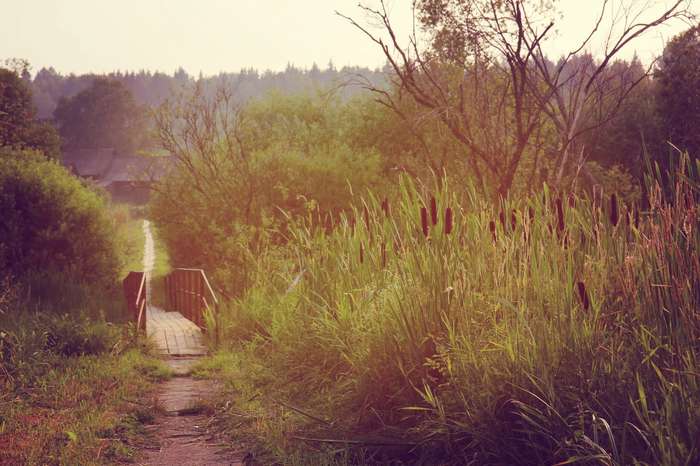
<box><xmin>421</xmin><ymin>207</ymin><xmax>429</xmax><ymax>237</ymax></box>
<box><xmin>381</xmin><ymin>198</ymin><xmax>390</xmax><ymax>217</ymax></box>
<box><xmin>445</xmin><ymin>207</ymin><xmax>453</xmax><ymax>235</ymax></box>
<box><xmin>556</xmin><ymin>197</ymin><xmax>565</xmax><ymax>233</ymax></box>
<box><xmin>489</xmin><ymin>220</ymin><xmax>497</xmax><ymax>243</ymax></box>
<box><xmin>576</xmin><ymin>281</ymin><xmax>590</xmax><ymax>311</ymax></box>
<box><xmin>610</xmin><ymin>193</ymin><xmax>619</xmax><ymax>226</ymax></box>
<box><xmin>363</xmin><ymin>204</ymin><xmax>371</xmax><ymax>230</ymax></box>
<box><xmin>430</xmin><ymin>197</ymin><xmax>438</xmax><ymax>226</ymax></box>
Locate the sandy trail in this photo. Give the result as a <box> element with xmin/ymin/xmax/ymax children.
<box><xmin>143</xmin><ymin>220</ymin><xmax>206</xmax><ymax>356</ymax></box>
<box><xmin>139</xmin><ymin>220</ymin><xmax>242</xmax><ymax>465</ymax></box>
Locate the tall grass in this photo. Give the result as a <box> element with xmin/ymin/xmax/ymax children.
<box><xmin>208</xmin><ymin>154</ymin><xmax>699</xmax><ymax>464</ymax></box>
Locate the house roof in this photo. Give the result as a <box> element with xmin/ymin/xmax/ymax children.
<box><xmin>63</xmin><ymin>148</ymin><xmax>116</xmax><ymax>178</ymax></box>
<box><xmin>62</xmin><ymin>148</ymin><xmax>175</xmax><ymax>184</ymax></box>
<box><xmin>99</xmin><ymin>155</ymin><xmax>175</xmax><ymax>185</ymax></box>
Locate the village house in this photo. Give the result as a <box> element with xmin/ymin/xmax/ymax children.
<box><xmin>62</xmin><ymin>148</ymin><xmax>174</xmax><ymax>204</ymax></box>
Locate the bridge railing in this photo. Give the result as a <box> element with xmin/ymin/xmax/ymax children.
<box><xmin>122</xmin><ymin>271</ymin><xmax>147</xmax><ymax>333</ymax></box>
<box><xmin>163</xmin><ymin>268</ymin><xmax>218</xmax><ymax>329</ymax></box>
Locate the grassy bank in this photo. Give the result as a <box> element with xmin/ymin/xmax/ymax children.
<box><xmin>196</xmin><ymin>155</ymin><xmax>699</xmax><ymax>465</ymax></box>
<box><xmin>150</xmin><ymin>223</ymin><xmax>172</xmax><ymax>309</ymax></box>
<box><xmin>0</xmin><ymin>311</ymin><xmax>170</xmax><ymax>465</ymax></box>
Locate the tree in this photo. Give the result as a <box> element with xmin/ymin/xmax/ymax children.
<box><xmin>0</xmin><ymin>66</ymin><xmax>61</xmax><ymax>159</ymax></box>
<box><xmin>54</xmin><ymin>78</ymin><xmax>147</xmax><ymax>153</ymax></box>
<box><xmin>340</xmin><ymin>0</ymin><xmax>692</xmax><ymax>198</ymax></box>
<box><xmin>655</xmin><ymin>22</ymin><xmax>700</xmax><ymax>158</ymax></box>
<box><xmin>579</xmin><ymin>64</ymin><xmax>664</xmax><ymax>178</ymax></box>
<box><xmin>0</xmin><ymin>68</ymin><xmax>34</xmax><ymax>148</ymax></box>
<box><xmin>152</xmin><ymin>84</ymin><xmax>383</xmax><ymax>296</ymax></box>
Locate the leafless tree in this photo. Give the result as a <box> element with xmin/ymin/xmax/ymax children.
<box><xmin>153</xmin><ymin>80</ymin><xmax>259</xmax><ymax>224</ymax></box>
<box><xmin>339</xmin><ymin>0</ymin><xmax>693</xmax><ymax>198</ymax></box>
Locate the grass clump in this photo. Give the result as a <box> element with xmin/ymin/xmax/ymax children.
<box><xmin>0</xmin><ymin>282</ymin><xmax>171</xmax><ymax>464</ymax></box>
<box><xmin>200</xmin><ymin>154</ymin><xmax>699</xmax><ymax>465</ymax></box>
<box><xmin>0</xmin><ymin>344</ymin><xmax>169</xmax><ymax>465</ymax></box>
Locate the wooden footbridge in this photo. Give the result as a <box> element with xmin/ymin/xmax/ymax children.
<box><xmin>123</xmin><ymin>267</ymin><xmax>217</xmax><ymax>356</ymax></box>
<box><xmin>122</xmin><ymin>222</ymin><xmax>218</xmax><ymax>356</ymax></box>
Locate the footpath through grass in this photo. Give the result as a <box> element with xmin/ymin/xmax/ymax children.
<box><xmin>0</xmin><ymin>203</ymin><xmax>174</xmax><ymax>465</ymax></box>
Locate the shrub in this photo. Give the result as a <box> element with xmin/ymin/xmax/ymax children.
<box><xmin>0</xmin><ymin>148</ymin><xmax>120</xmax><ymax>288</ymax></box>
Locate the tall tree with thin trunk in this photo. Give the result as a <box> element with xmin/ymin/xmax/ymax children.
<box><xmin>340</xmin><ymin>0</ymin><xmax>693</xmax><ymax>198</ymax></box>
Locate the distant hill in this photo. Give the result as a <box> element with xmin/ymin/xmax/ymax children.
<box><xmin>30</xmin><ymin>64</ymin><xmax>387</xmax><ymax>119</ymax></box>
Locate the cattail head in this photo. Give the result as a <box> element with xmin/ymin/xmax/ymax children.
<box><xmin>381</xmin><ymin>242</ymin><xmax>387</xmax><ymax>268</ymax></box>
<box><xmin>430</xmin><ymin>196</ymin><xmax>438</xmax><ymax>226</ymax></box>
<box><xmin>576</xmin><ymin>281</ymin><xmax>590</xmax><ymax>311</ymax></box>
<box><xmin>445</xmin><ymin>207</ymin><xmax>453</xmax><ymax>235</ymax></box>
<box><xmin>568</xmin><ymin>192</ymin><xmax>576</xmax><ymax>208</ymax></box>
<box><xmin>610</xmin><ymin>193</ymin><xmax>619</xmax><ymax>226</ymax></box>
<box><xmin>510</xmin><ymin>210</ymin><xmax>517</xmax><ymax>231</ymax></box>
<box><xmin>359</xmin><ymin>242</ymin><xmax>364</xmax><ymax>264</ymax></box>
<box><xmin>381</xmin><ymin>198</ymin><xmax>390</xmax><ymax>217</ymax></box>
<box><xmin>499</xmin><ymin>210</ymin><xmax>506</xmax><ymax>230</ymax></box>
<box><xmin>528</xmin><ymin>206</ymin><xmax>535</xmax><ymax>222</ymax></box>
<box><xmin>363</xmin><ymin>204</ymin><xmax>370</xmax><ymax>229</ymax></box>
<box><xmin>556</xmin><ymin>197</ymin><xmax>565</xmax><ymax>233</ymax></box>
<box><xmin>421</xmin><ymin>207</ymin><xmax>429</xmax><ymax>237</ymax></box>
<box><xmin>489</xmin><ymin>220</ymin><xmax>497</xmax><ymax>243</ymax></box>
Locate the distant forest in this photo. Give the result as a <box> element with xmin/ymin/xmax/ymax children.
<box><xmin>28</xmin><ymin>63</ymin><xmax>387</xmax><ymax>119</ymax></box>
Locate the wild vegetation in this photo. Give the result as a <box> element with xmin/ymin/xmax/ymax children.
<box><xmin>144</xmin><ymin>3</ymin><xmax>699</xmax><ymax>464</ymax></box>
<box><xmin>0</xmin><ymin>71</ymin><xmax>168</xmax><ymax>465</ymax></box>
<box><xmin>1</xmin><ymin>1</ymin><xmax>699</xmax><ymax>464</ymax></box>
<box><xmin>191</xmin><ymin>152</ymin><xmax>698</xmax><ymax>465</ymax></box>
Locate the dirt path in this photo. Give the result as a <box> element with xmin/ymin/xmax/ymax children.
<box><xmin>138</xmin><ymin>220</ymin><xmax>243</xmax><ymax>466</ymax></box>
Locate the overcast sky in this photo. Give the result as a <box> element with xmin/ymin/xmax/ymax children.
<box><xmin>1</xmin><ymin>0</ymin><xmax>696</xmax><ymax>76</ymax></box>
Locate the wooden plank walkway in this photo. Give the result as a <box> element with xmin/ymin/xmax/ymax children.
<box><xmin>142</xmin><ymin>220</ymin><xmax>207</xmax><ymax>356</ymax></box>
<box><xmin>147</xmin><ymin>306</ymin><xmax>207</xmax><ymax>356</ymax></box>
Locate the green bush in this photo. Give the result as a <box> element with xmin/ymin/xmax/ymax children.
<box><xmin>151</xmin><ymin>91</ymin><xmax>383</xmax><ymax>296</ymax></box>
<box><xmin>0</xmin><ymin>148</ymin><xmax>120</xmax><ymax>287</ymax></box>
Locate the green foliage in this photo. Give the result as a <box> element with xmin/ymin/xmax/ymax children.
<box><xmin>656</xmin><ymin>22</ymin><xmax>700</xmax><ymax>159</ymax></box>
<box><xmin>0</xmin><ymin>68</ymin><xmax>34</xmax><ymax>147</ymax></box>
<box><xmin>0</xmin><ymin>67</ymin><xmax>61</xmax><ymax>158</ymax></box>
<box><xmin>54</xmin><ymin>78</ymin><xmax>148</xmax><ymax>153</ymax></box>
<box><xmin>1</xmin><ymin>313</ymin><xmax>117</xmax><ymax>379</ymax></box>
<box><xmin>202</xmin><ymin>154</ymin><xmax>699</xmax><ymax>464</ymax></box>
<box><xmin>580</xmin><ymin>62</ymin><xmax>664</xmax><ymax>178</ymax></box>
<box><xmin>0</xmin><ymin>148</ymin><xmax>120</xmax><ymax>288</ymax></box>
<box><xmin>151</xmin><ymin>90</ymin><xmax>383</xmax><ymax>296</ymax></box>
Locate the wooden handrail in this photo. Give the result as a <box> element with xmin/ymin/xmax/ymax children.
<box><xmin>122</xmin><ymin>271</ymin><xmax>147</xmax><ymax>333</ymax></box>
<box><xmin>135</xmin><ymin>272</ymin><xmax>146</xmax><ymax>307</ymax></box>
<box><xmin>163</xmin><ymin>268</ymin><xmax>217</xmax><ymax>329</ymax></box>
<box><xmin>136</xmin><ymin>296</ymin><xmax>146</xmax><ymax>331</ymax></box>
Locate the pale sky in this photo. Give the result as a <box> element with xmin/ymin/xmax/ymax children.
<box><xmin>1</xmin><ymin>0</ymin><xmax>696</xmax><ymax>76</ymax></box>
